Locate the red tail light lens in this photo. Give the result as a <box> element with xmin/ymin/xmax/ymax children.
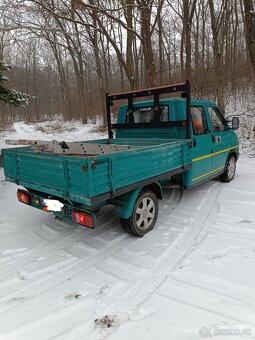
<box><xmin>17</xmin><ymin>190</ymin><xmax>30</xmax><ymax>205</ymax></box>
<box><xmin>72</xmin><ymin>211</ymin><xmax>94</xmax><ymax>228</ymax></box>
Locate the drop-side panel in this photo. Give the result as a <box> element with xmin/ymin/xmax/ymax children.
<box><xmin>90</xmin><ymin>140</ymin><xmax>191</xmax><ymax>194</ymax></box>
<box><xmin>2</xmin><ymin>149</ymin><xmax>92</xmax><ymax>204</ymax></box>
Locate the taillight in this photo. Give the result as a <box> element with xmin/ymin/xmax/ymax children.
<box><xmin>17</xmin><ymin>190</ymin><xmax>30</xmax><ymax>205</ymax></box>
<box><xmin>72</xmin><ymin>211</ymin><xmax>94</xmax><ymax>228</ymax></box>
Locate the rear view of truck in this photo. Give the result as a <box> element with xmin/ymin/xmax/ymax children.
<box><xmin>2</xmin><ymin>81</ymin><xmax>193</xmax><ymax>236</ymax></box>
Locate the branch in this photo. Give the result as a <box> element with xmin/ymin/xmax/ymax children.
<box><xmin>226</xmin><ymin>107</ymin><xmax>255</xmax><ymax>118</ymax></box>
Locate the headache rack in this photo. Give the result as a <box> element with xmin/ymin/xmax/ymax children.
<box><xmin>106</xmin><ymin>79</ymin><xmax>191</xmax><ymax>139</ymax></box>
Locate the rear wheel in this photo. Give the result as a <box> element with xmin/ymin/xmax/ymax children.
<box><xmin>120</xmin><ymin>190</ymin><xmax>159</xmax><ymax>237</ymax></box>
<box><xmin>219</xmin><ymin>155</ymin><xmax>236</xmax><ymax>182</ymax></box>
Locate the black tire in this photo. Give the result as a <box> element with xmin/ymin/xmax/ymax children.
<box><xmin>219</xmin><ymin>155</ymin><xmax>236</xmax><ymax>183</ymax></box>
<box><xmin>120</xmin><ymin>190</ymin><xmax>159</xmax><ymax>237</ymax></box>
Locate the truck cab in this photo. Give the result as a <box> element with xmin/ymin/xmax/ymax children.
<box><xmin>114</xmin><ymin>97</ymin><xmax>239</xmax><ymax>188</ymax></box>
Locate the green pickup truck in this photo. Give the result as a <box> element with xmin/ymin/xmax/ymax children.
<box><xmin>1</xmin><ymin>81</ymin><xmax>239</xmax><ymax>237</ymax></box>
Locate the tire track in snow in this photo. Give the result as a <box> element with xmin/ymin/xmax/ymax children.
<box><xmin>108</xmin><ymin>184</ymin><xmax>222</xmax><ymax>316</ymax></box>
<box><xmin>0</xmin><ymin>208</ymin><xmax>116</xmax><ymax>281</ymax></box>
<box><xmin>0</xmin><ymin>227</ymin><xmax>91</xmax><ymax>280</ymax></box>
<box><xmin>157</xmin><ymin>278</ymin><xmax>255</xmax><ymax>327</ymax></box>
<box><xmin>0</xmin><ymin>187</ymin><xmax>183</xmax><ymax>283</ymax></box>
<box><xmin>70</xmin><ymin>183</ymin><xmax>222</xmax><ymax>340</ymax></box>
<box><xmin>0</xmin><ymin>188</ymin><xmax>183</xmax><ymax>317</ymax></box>
<box><xmin>168</xmin><ymin>276</ymin><xmax>255</xmax><ymax>314</ymax></box>
<box><xmin>0</xmin><ymin>234</ymin><xmax>131</xmax><ymax>314</ymax></box>
<box><xmin>208</xmin><ymin>226</ymin><xmax>255</xmax><ymax>243</ymax></box>
<box><xmin>0</xmin><ymin>188</ymin><xmax>183</xmax><ymax>283</ymax></box>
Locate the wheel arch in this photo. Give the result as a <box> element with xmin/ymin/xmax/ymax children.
<box><xmin>142</xmin><ymin>182</ymin><xmax>163</xmax><ymax>200</ymax></box>
<box><xmin>219</xmin><ymin>149</ymin><xmax>238</xmax><ymax>183</ymax></box>
<box><xmin>112</xmin><ymin>182</ymin><xmax>162</xmax><ymax>219</ymax></box>
<box><xmin>225</xmin><ymin>149</ymin><xmax>239</xmax><ymax>167</ymax></box>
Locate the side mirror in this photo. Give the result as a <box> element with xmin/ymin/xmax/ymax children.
<box><xmin>232</xmin><ymin>116</ymin><xmax>239</xmax><ymax>130</ymax></box>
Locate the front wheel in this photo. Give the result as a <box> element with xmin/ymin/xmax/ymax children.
<box><xmin>219</xmin><ymin>155</ymin><xmax>236</xmax><ymax>182</ymax></box>
<box><xmin>120</xmin><ymin>190</ymin><xmax>159</xmax><ymax>237</ymax></box>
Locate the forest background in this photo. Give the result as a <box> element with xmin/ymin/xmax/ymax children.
<box><xmin>0</xmin><ymin>0</ymin><xmax>254</xmax><ymax>127</ymax></box>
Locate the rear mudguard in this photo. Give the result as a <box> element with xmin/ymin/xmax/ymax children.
<box><xmin>112</xmin><ymin>182</ymin><xmax>163</xmax><ymax>219</ymax></box>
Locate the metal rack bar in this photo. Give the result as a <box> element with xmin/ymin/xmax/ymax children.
<box><xmin>6</xmin><ymin>139</ymin><xmax>142</xmax><ymax>155</ymax></box>
<box><xmin>105</xmin><ymin>80</ymin><xmax>191</xmax><ymax>140</ymax></box>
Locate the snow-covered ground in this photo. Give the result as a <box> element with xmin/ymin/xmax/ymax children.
<box><xmin>0</xmin><ymin>118</ymin><xmax>106</xmax><ymax>151</ymax></box>
<box><xmin>0</xmin><ymin>120</ymin><xmax>255</xmax><ymax>340</ymax></box>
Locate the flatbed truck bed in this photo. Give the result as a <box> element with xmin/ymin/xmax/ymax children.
<box><xmin>2</xmin><ymin>138</ymin><xmax>191</xmax><ymax>206</ymax></box>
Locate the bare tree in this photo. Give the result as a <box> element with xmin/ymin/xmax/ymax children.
<box><xmin>0</xmin><ymin>0</ymin><xmax>253</xmax><ymax>124</ymax></box>
<box><xmin>208</xmin><ymin>0</ymin><xmax>232</xmax><ymax>111</ymax></box>
<box><xmin>243</xmin><ymin>0</ymin><xmax>255</xmax><ymax>75</ymax></box>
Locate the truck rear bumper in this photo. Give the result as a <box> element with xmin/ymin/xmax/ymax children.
<box><xmin>17</xmin><ymin>189</ymin><xmax>96</xmax><ymax>229</ymax></box>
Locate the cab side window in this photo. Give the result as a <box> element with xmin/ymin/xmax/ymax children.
<box><xmin>208</xmin><ymin>107</ymin><xmax>226</xmax><ymax>132</ymax></box>
<box><xmin>191</xmin><ymin>106</ymin><xmax>208</xmax><ymax>135</ymax></box>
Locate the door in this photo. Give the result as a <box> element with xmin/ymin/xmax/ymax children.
<box><xmin>207</xmin><ymin>106</ymin><xmax>233</xmax><ymax>174</ymax></box>
<box><xmin>190</xmin><ymin>106</ymin><xmax>213</xmax><ymax>184</ymax></box>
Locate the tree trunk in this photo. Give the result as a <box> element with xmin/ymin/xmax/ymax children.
<box><xmin>243</xmin><ymin>0</ymin><xmax>255</xmax><ymax>74</ymax></box>
<box><xmin>139</xmin><ymin>2</ymin><xmax>156</xmax><ymax>87</ymax></box>
<box><xmin>183</xmin><ymin>0</ymin><xmax>191</xmax><ymax>79</ymax></box>
<box><xmin>158</xmin><ymin>10</ymin><xmax>164</xmax><ymax>84</ymax></box>
<box><xmin>208</xmin><ymin>0</ymin><xmax>225</xmax><ymax>111</ymax></box>
<box><xmin>125</xmin><ymin>0</ymin><xmax>136</xmax><ymax>89</ymax></box>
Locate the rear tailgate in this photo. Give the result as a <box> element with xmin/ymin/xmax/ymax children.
<box><xmin>2</xmin><ymin>148</ymin><xmax>94</xmax><ymax>205</ymax></box>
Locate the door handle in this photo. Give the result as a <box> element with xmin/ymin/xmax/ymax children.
<box><xmin>212</xmin><ymin>135</ymin><xmax>215</xmax><ymax>143</ymax></box>
<box><xmin>192</xmin><ymin>138</ymin><xmax>197</xmax><ymax>147</ymax></box>
<box><xmin>214</xmin><ymin>136</ymin><xmax>222</xmax><ymax>143</ymax></box>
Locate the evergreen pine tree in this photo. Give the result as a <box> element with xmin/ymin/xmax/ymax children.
<box><xmin>0</xmin><ymin>62</ymin><xmax>29</xmax><ymax>107</ymax></box>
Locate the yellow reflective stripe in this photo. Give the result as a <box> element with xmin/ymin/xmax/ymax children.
<box><xmin>192</xmin><ymin>166</ymin><xmax>225</xmax><ymax>182</ymax></box>
<box><xmin>192</xmin><ymin>145</ymin><xmax>239</xmax><ymax>162</ymax></box>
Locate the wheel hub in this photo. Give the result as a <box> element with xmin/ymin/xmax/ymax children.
<box><xmin>228</xmin><ymin>157</ymin><xmax>236</xmax><ymax>179</ymax></box>
<box><xmin>135</xmin><ymin>197</ymin><xmax>156</xmax><ymax>230</ymax></box>
<box><xmin>143</xmin><ymin>209</ymin><xmax>148</xmax><ymax>218</ymax></box>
